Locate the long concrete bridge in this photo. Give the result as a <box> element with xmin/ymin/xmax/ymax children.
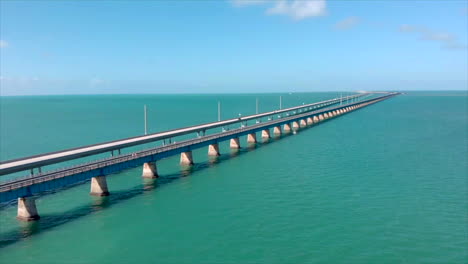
<box><xmin>0</xmin><ymin>92</ymin><xmax>399</xmax><ymax>221</ymax></box>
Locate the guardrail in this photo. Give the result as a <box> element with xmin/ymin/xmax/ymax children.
<box><xmin>0</xmin><ymin>93</ymin><xmax>369</xmax><ymax>176</ymax></box>
<box><xmin>0</xmin><ymin>93</ymin><xmax>398</xmax><ymax>193</ymax></box>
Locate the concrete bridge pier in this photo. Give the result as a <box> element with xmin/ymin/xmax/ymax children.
<box><xmin>90</xmin><ymin>176</ymin><xmax>110</xmax><ymax>196</ymax></box>
<box><xmin>208</xmin><ymin>143</ymin><xmax>220</xmax><ymax>156</ymax></box>
<box><xmin>292</xmin><ymin>121</ymin><xmax>300</xmax><ymax>130</ymax></box>
<box><xmin>262</xmin><ymin>129</ymin><xmax>271</xmax><ymax>139</ymax></box>
<box><xmin>324</xmin><ymin>113</ymin><xmax>329</xmax><ymax>119</ymax></box>
<box><xmin>283</xmin><ymin>123</ymin><xmax>291</xmax><ymax>133</ymax></box>
<box><xmin>230</xmin><ymin>137</ymin><xmax>241</xmax><ymax>149</ymax></box>
<box><xmin>313</xmin><ymin>116</ymin><xmax>319</xmax><ymax>123</ymax></box>
<box><xmin>306</xmin><ymin>117</ymin><xmax>313</xmax><ymax>125</ymax></box>
<box><xmin>300</xmin><ymin>119</ymin><xmax>307</xmax><ymax>127</ymax></box>
<box><xmin>142</xmin><ymin>162</ymin><xmax>158</xmax><ymax>178</ymax></box>
<box><xmin>180</xmin><ymin>151</ymin><xmax>194</xmax><ymax>165</ymax></box>
<box><xmin>17</xmin><ymin>196</ymin><xmax>40</xmax><ymax>221</ymax></box>
<box><xmin>247</xmin><ymin>133</ymin><xmax>257</xmax><ymax>144</ymax></box>
<box><xmin>273</xmin><ymin>126</ymin><xmax>282</xmax><ymax>136</ymax></box>
<box><xmin>318</xmin><ymin>114</ymin><xmax>324</xmax><ymax>121</ymax></box>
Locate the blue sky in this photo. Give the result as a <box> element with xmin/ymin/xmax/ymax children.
<box><xmin>0</xmin><ymin>0</ymin><xmax>467</xmax><ymax>95</ymax></box>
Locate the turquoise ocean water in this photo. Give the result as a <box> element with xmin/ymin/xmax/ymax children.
<box><xmin>0</xmin><ymin>92</ymin><xmax>466</xmax><ymax>263</ymax></box>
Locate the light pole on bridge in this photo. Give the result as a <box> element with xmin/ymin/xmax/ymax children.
<box><xmin>144</xmin><ymin>105</ymin><xmax>148</xmax><ymax>135</ymax></box>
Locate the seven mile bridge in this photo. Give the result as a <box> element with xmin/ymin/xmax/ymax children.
<box><xmin>0</xmin><ymin>92</ymin><xmax>399</xmax><ymax>221</ymax></box>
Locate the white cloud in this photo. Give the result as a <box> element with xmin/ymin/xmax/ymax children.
<box><xmin>399</xmin><ymin>24</ymin><xmax>467</xmax><ymax>51</ymax></box>
<box><xmin>230</xmin><ymin>0</ymin><xmax>327</xmax><ymax>20</ymax></box>
<box><xmin>443</xmin><ymin>42</ymin><xmax>468</xmax><ymax>50</ymax></box>
<box><xmin>421</xmin><ymin>32</ymin><xmax>454</xmax><ymax>42</ymax></box>
<box><xmin>334</xmin><ymin>17</ymin><xmax>360</xmax><ymax>30</ymax></box>
<box><xmin>266</xmin><ymin>0</ymin><xmax>327</xmax><ymax>20</ymax></box>
<box><xmin>90</xmin><ymin>77</ymin><xmax>109</xmax><ymax>87</ymax></box>
<box><xmin>0</xmin><ymin>40</ymin><xmax>8</xmax><ymax>48</ymax></box>
<box><xmin>399</xmin><ymin>24</ymin><xmax>418</xmax><ymax>33</ymax></box>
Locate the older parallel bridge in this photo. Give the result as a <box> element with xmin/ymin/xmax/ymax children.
<box><xmin>0</xmin><ymin>92</ymin><xmax>399</xmax><ymax>221</ymax></box>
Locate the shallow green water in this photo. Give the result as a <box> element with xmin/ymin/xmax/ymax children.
<box><xmin>0</xmin><ymin>92</ymin><xmax>466</xmax><ymax>263</ymax></box>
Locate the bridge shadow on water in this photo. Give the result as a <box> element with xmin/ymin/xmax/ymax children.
<box><xmin>0</xmin><ymin>131</ymin><xmax>305</xmax><ymax>249</ymax></box>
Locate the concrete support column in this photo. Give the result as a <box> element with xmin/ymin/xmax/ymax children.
<box><xmin>142</xmin><ymin>162</ymin><xmax>158</xmax><ymax>178</ymax></box>
<box><xmin>90</xmin><ymin>176</ymin><xmax>110</xmax><ymax>196</ymax></box>
<box><xmin>283</xmin><ymin>123</ymin><xmax>292</xmax><ymax>133</ymax></box>
<box><xmin>230</xmin><ymin>137</ymin><xmax>241</xmax><ymax>149</ymax></box>
<box><xmin>247</xmin><ymin>133</ymin><xmax>257</xmax><ymax>144</ymax></box>
<box><xmin>262</xmin><ymin>129</ymin><xmax>270</xmax><ymax>139</ymax></box>
<box><xmin>313</xmin><ymin>116</ymin><xmax>319</xmax><ymax>123</ymax></box>
<box><xmin>292</xmin><ymin>121</ymin><xmax>300</xmax><ymax>130</ymax></box>
<box><xmin>180</xmin><ymin>151</ymin><xmax>194</xmax><ymax>165</ymax></box>
<box><xmin>17</xmin><ymin>197</ymin><xmax>40</xmax><ymax>221</ymax></box>
<box><xmin>300</xmin><ymin>119</ymin><xmax>307</xmax><ymax>127</ymax></box>
<box><xmin>328</xmin><ymin>112</ymin><xmax>334</xmax><ymax>117</ymax></box>
<box><xmin>208</xmin><ymin>143</ymin><xmax>220</xmax><ymax>156</ymax></box>
<box><xmin>273</xmin><ymin>126</ymin><xmax>282</xmax><ymax>135</ymax></box>
<box><xmin>324</xmin><ymin>113</ymin><xmax>329</xmax><ymax>119</ymax></box>
<box><xmin>306</xmin><ymin>117</ymin><xmax>313</xmax><ymax>125</ymax></box>
<box><xmin>318</xmin><ymin>114</ymin><xmax>324</xmax><ymax>121</ymax></box>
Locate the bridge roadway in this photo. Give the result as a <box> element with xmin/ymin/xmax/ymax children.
<box><xmin>0</xmin><ymin>93</ymin><xmax>367</xmax><ymax>176</ymax></box>
<box><xmin>0</xmin><ymin>92</ymin><xmax>399</xmax><ymax>207</ymax></box>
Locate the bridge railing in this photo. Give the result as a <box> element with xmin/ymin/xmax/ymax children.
<box><xmin>0</xmin><ymin>93</ymin><xmax>370</xmax><ymax>176</ymax></box>
<box><xmin>0</xmin><ymin>93</ymin><xmax>398</xmax><ymax>193</ymax></box>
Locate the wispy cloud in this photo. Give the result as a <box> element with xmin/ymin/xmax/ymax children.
<box><xmin>231</xmin><ymin>0</ymin><xmax>327</xmax><ymax>20</ymax></box>
<box><xmin>90</xmin><ymin>77</ymin><xmax>109</xmax><ymax>88</ymax></box>
<box><xmin>266</xmin><ymin>0</ymin><xmax>327</xmax><ymax>20</ymax></box>
<box><xmin>334</xmin><ymin>17</ymin><xmax>360</xmax><ymax>30</ymax></box>
<box><xmin>0</xmin><ymin>40</ymin><xmax>8</xmax><ymax>48</ymax></box>
<box><xmin>398</xmin><ymin>24</ymin><xmax>467</xmax><ymax>50</ymax></box>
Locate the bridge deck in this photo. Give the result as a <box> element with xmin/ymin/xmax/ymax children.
<box><xmin>0</xmin><ymin>94</ymin><xmax>367</xmax><ymax>176</ymax></box>
<box><xmin>0</xmin><ymin>93</ymin><xmax>399</xmax><ymax>203</ymax></box>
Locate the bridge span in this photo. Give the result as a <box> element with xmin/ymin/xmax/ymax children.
<box><xmin>0</xmin><ymin>92</ymin><xmax>399</xmax><ymax>221</ymax></box>
<box><xmin>0</xmin><ymin>93</ymin><xmax>366</xmax><ymax>176</ymax></box>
